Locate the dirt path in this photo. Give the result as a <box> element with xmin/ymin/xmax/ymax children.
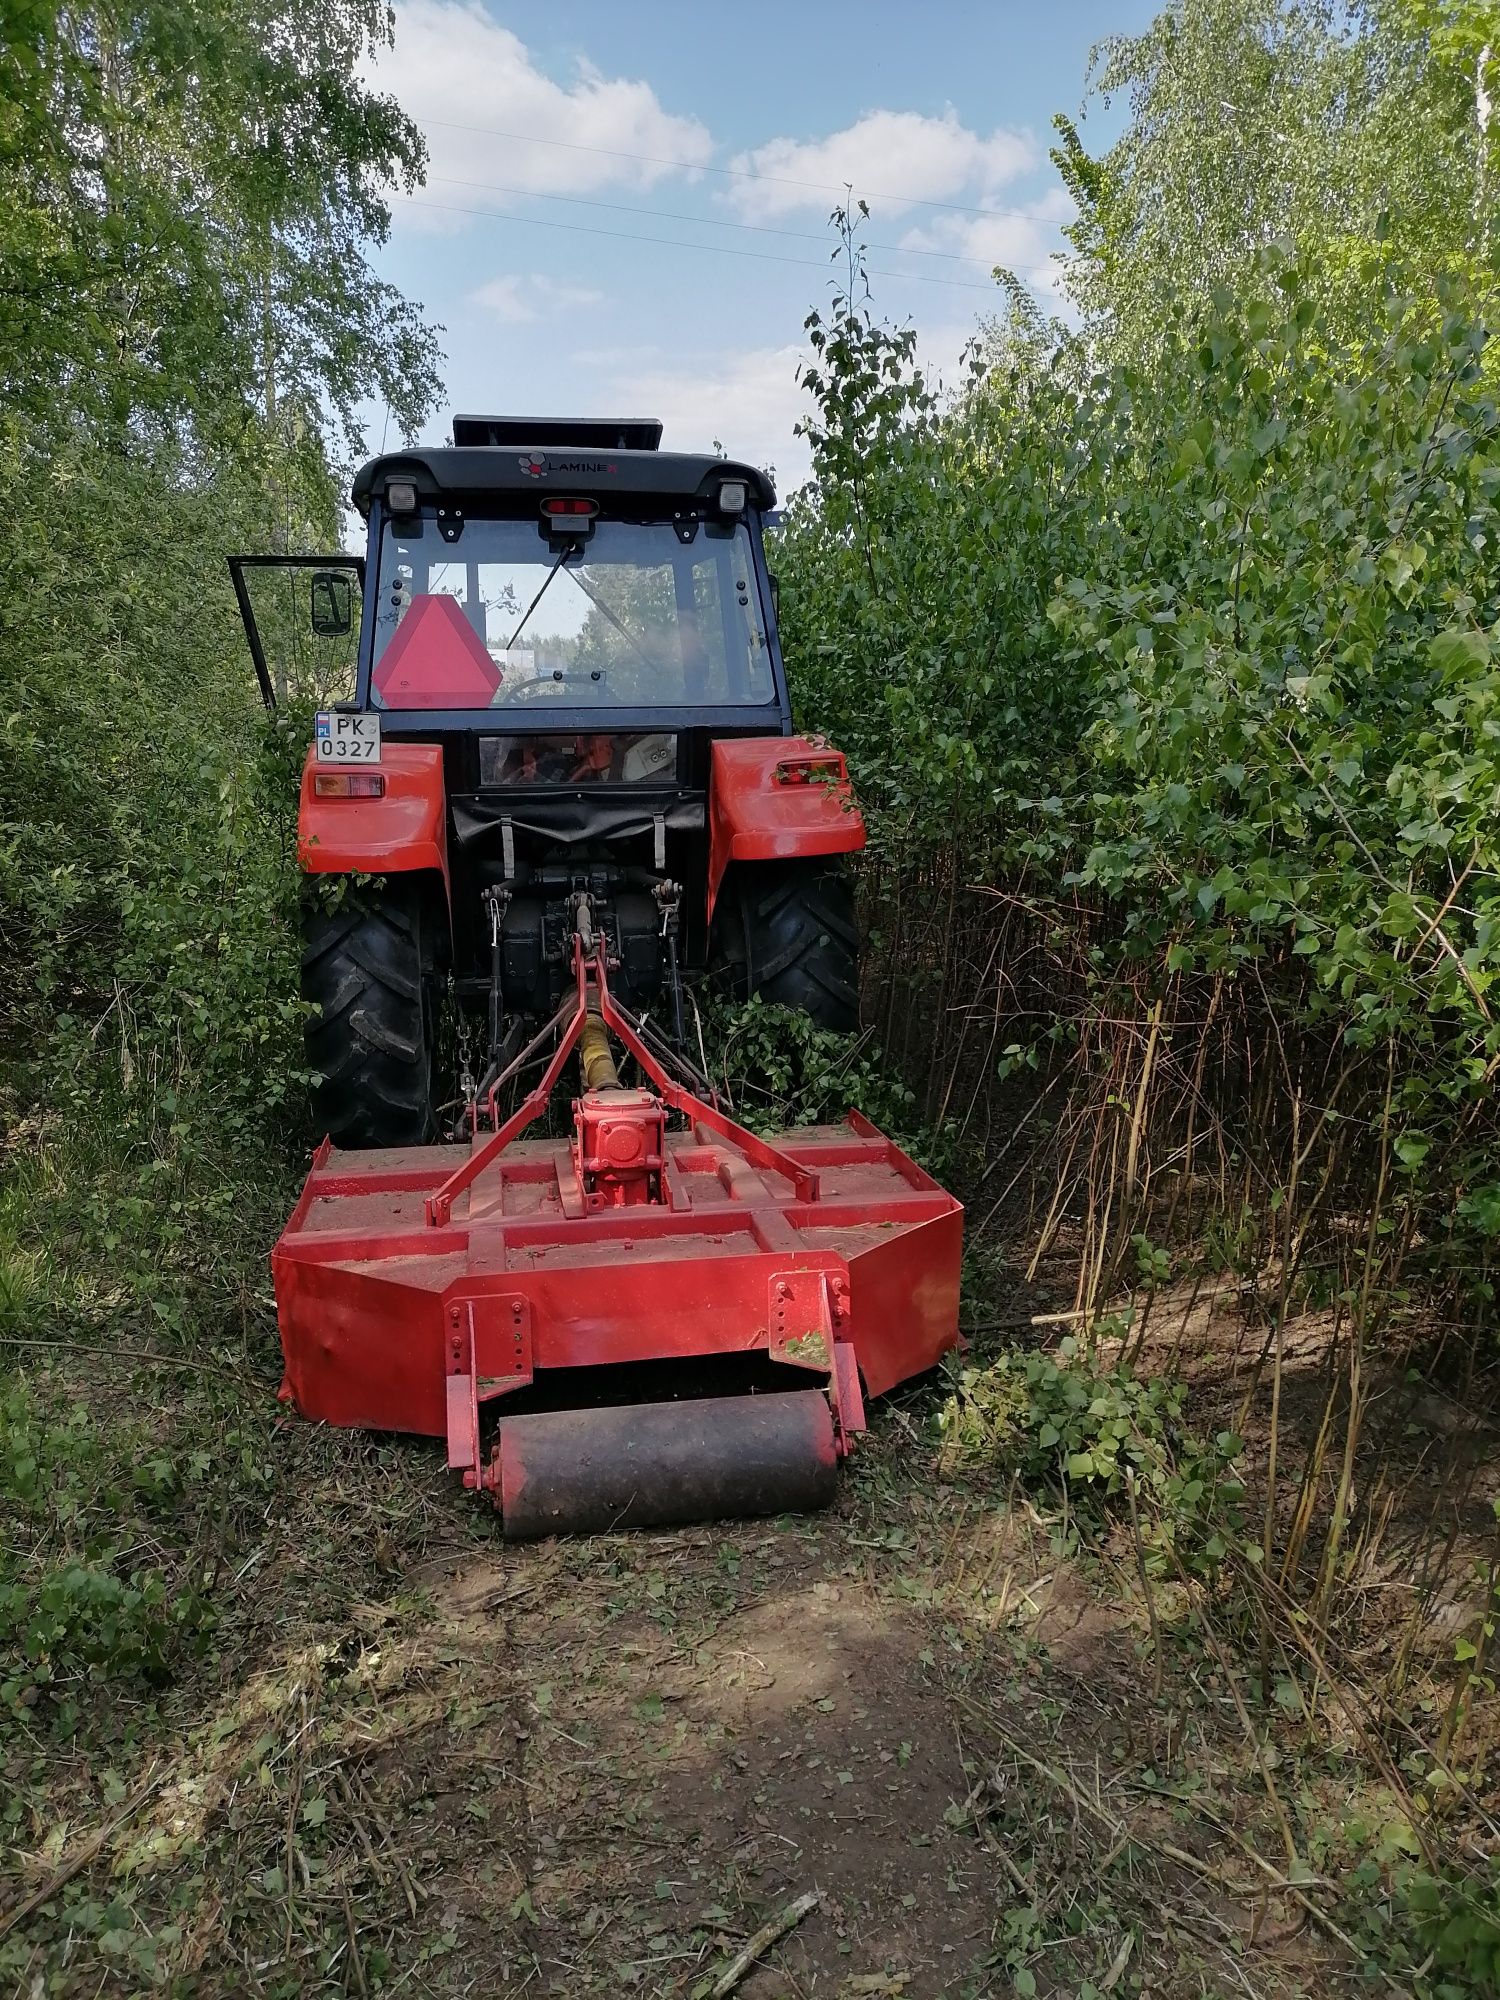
<box><xmin>420</xmin><ymin>1515</ymin><xmax>1001</xmax><ymax>1995</ymax></box>
<box><xmin>278</xmin><ymin>1427</ymin><xmax>1338</xmax><ymax>2000</ymax></box>
<box><xmin>3</xmin><ymin>1387</ymin><xmax>1345</xmax><ymax>1998</ymax></box>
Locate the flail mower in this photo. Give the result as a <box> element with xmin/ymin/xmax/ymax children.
<box><xmin>232</xmin><ymin>416</ymin><xmax>962</xmax><ymax>1537</ymax></box>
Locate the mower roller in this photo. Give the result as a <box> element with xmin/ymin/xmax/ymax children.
<box><xmin>239</xmin><ymin>415</ymin><xmax>964</xmax><ymax>1535</ymax></box>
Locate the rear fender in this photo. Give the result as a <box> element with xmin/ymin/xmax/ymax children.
<box><xmin>707</xmin><ymin>736</ymin><xmax>865</xmax><ymax>918</ymax></box>
<box><xmin>298</xmin><ymin>743</ymin><xmax>450</xmax><ymax>901</ymax></box>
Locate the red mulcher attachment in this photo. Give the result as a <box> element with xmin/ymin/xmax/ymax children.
<box><xmin>273</xmin><ymin>938</ymin><xmax>962</xmax><ymax>1537</ymax></box>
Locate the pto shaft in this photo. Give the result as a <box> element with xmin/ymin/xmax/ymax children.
<box><xmin>579</xmin><ymin>1009</ymin><xmax>620</xmax><ymax>1090</ymax></box>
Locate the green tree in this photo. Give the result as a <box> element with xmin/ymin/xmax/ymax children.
<box><xmin>0</xmin><ymin>0</ymin><xmax>440</xmax><ymax>455</ymax></box>
<box><xmin>1054</xmin><ymin>0</ymin><xmax>1500</xmax><ymax>363</ymax></box>
<box><xmin>0</xmin><ymin>0</ymin><xmax>442</xmax><ymax>1120</ymax></box>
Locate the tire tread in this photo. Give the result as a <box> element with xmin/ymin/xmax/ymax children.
<box><xmin>713</xmin><ymin>861</ymin><xmax>860</xmax><ymax>1032</ymax></box>
<box><xmin>300</xmin><ymin>881</ymin><xmax>435</xmax><ymax>1147</ymax></box>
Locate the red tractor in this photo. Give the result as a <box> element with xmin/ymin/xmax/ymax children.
<box><xmin>238</xmin><ymin>416</ymin><xmax>862</xmax><ymax>1148</ymax></box>
<box><xmin>233</xmin><ymin>417</ymin><xmax>961</xmax><ymax>1536</ymax></box>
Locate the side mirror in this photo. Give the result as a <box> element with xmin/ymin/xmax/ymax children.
<box><xmin>768</xmin><ymin>571</ymin><xmax>781</xmax><ymax>622</ymax></box>
<box><xmin>310</xmin><ymin>572</ymin><xmax>354</xmax><ymax>637</ymax></box>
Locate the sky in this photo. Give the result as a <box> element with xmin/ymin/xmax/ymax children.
<box><xmin>362</xmin><ymin>1</ymin><xmax>1155</xmax><ymax>498</ymax></box>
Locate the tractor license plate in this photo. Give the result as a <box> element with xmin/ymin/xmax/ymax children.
<box><xmin>315</xmin><ymin>712</ymin><xmax>381</xmax><ymax>764</ymax></box>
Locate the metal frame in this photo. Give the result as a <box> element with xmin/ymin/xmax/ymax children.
<box><xmin>226</xmin><ymin>553</ymin><xmax>366</xmax><ymax>711</ymax></box>
<box><xmin>423</xmin><ymin>935</ymin><xmax>820</xmax><ymax>1228</ymax></box>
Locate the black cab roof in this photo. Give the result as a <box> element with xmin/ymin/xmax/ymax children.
<box><xmin>352</xmin><ymin>422</ymin><xmax>775</xmax><ymax>517</ymax></box>
<box><xmin>450</xmin><ymin>414</ymin><xmax>663</xmax><ymax>450</ymax></box>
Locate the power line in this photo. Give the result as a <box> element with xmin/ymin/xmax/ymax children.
<box><xmin>418</xmin><ymin>117</ymin><xmax>1068</xmax><ymax>226</ymax></box>
<box><xmin>425</xmin><ymin>173</ymin><xmax>1051</xmax><ymax>269</ymax></box>
<box><xmin>394</xmin><ymin>191</ymin><xmax>1032</xmax><ymax>292</ymax></box>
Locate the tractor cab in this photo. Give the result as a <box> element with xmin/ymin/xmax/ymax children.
<box><xmin>356</xmin><ymin>414</ymin><xmax>784</xmax><ymax>726</ymax></box>
<box><xmin>230</xmin><ymin>416</ymin><xmax>864</xmax><ymax>1150</ymax></box>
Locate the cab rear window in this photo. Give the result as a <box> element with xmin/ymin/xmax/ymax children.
<box><xmin>372</xmin><ymin>513</ymin><xmax>774</xmax><ymax>710</ymax></box>
<box><xmin>478</xmin><ymin>732</ymin><xmax>678</xmax><ymax>785</ymax></box>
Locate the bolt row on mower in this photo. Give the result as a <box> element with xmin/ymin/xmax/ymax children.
<box><xmin>233</xmin><ymin>416</ymin><xmax>963</xmax><ymax>1536</ymax></box>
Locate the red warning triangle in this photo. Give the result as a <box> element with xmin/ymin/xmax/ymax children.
<box><xmin>373</xmin><ymin>595</ymin><xmax>503</xmax><ymax>709</ymax></box>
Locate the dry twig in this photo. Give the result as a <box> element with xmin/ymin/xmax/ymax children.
<box><xmin>0</xmin><ymin>1762</ymin><xmax>166</xmax><ymax>1940</ymax></box>
<box><xmin>708</xmin><ymin>1890</ymin><xmax>821</xmax><ymax>1998</ymax></box>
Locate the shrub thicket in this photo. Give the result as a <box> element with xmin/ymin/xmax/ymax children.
<box><xmin>0</xmin><ymin>0</ymin><xmax>439</xmax><ymax>1767</ymax></box>
<box><xmin>783</xmin><ymin>240</ymin><xmax>1500</xmax><ymax>1278</ymax></box>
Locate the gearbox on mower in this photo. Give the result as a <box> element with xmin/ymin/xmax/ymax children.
<box><xmin>232</xmin><ymin>416</ymin><xmax>962</xmax><ymax>1536</ymax></box>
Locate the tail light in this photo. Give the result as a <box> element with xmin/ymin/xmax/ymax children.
<box><xmin>314</xmin><ymin>770</ymin><xmax>386</xmax><ymax>798</ymax></box>
<box><xmin>776</xmin><ymin>756</ymin><xmax>845</xmax><ymax>786</ymax></box>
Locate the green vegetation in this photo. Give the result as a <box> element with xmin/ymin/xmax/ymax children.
<box><xmin>1056</xmin><ymin>0</ymin><xmax>1500</xmax><ymax>361</ymax></box>
<box><xmin>4</xmin><ymin>0</ymin><xmax>1500</xmax><ymax>1993</ymax></box>
<box><xmin>937</xmin><ymin>1340</ymin><xmax>1248</xmax><ymax>1571</ymax></box>
<box><xmin>1</xmin><ymin>6</ymin><xmax>441</xmax><ymax>1978</ymax></box>
<box><xmin>0</xmin><ymin>0</ymin><xmax>442</xmax><ymax>1333</ymax></box>
<box><xmin>703</xmin><ymin>993</ymin><xmax>926</xmax><ymax>1147</ymax></box>
<box><xmin>785</xmin><ymin>220</ymin><xmax>1500</xmax><ymax>1282</ymax></box>
<box><xmin>775</xmin><ymin>4</ymin><xmax>1500</xmax><ymax>1985</ymax></box>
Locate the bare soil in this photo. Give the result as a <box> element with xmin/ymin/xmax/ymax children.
<box><xmin>7</xmin><ymin>1292</ymin><xmax>1464</xmax><ymax>1998</ymax></box>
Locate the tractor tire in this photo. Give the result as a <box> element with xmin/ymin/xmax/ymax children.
<box><xmin>300</xmin><ymin>878</ymin><xmax>439</xmax><ymax>1148</ymax></box>
<box><xmin>714</xmin><ymin>861</ymin><xmax>861</xmax><ymax>1034</ymax></box>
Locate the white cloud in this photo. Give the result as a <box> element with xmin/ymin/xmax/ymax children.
<box><xmin>589</xmin><ymin>323</ymin><xmax>985</xmax><ymax>502</ymax></box>
<box><xmin>727</xmin><ymin>109</ymin><xmax>1033</xmax><ymax>219</ymax></box>
<box><xmin>898</xmin><ymin>186</ymin><xmax>1074</xmax><ymax>294</ymax></box>
<box><xmin>380</xmin><ymin>3</ymin><xmax>713</xmax><ymax>231</ymax></box>
<box><xmin>471</xmin><ymin>274</ymin><xmax>604</xmax><ymax>323</ymax></box>
<box><xmin>586</xmin><ymin>343</ymin><xmax>816</xmax><ymax>494</ymax></box>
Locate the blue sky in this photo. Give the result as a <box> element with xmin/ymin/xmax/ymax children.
<box><xmin>364</xmin><ymin>1</ymin><xmax>1155</xmax><ymax>494</ymax></box>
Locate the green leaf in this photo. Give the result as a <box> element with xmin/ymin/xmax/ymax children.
<box><xmin>1273</xmin><ymin>1678</ymin><xmax>1304</xmax><ymax>1715</ymax></box>
<box><xmin>1430</xmin><ymin>629</ymin><xmax>1491</xmax><ymax>678</ymax></box>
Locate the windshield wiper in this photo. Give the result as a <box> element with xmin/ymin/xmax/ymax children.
<box><xmin>506</xmin><ymin>546</ymin><xmax>574</xmax><ymax>650</ymax></box>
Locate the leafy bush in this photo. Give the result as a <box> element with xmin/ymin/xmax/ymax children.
<box><xmin>938</xmin><ymin>1338</ymin><xmax>1246</xmax><ymax>1571</ymax></box>
<box><xmin>0</xmin><ymin>1382</ymin><xmax>217</xmax><ymax>1727</ymax></box>
<box><xmin>780</xmin><ymin>226</ymin><xmax>1500</xmax><ymax>1277</ymax></box>
<box><xmin>701</xmin><ymin>993</ymin><xmax>949</xmax><ymax>1170</ymax></box>
<box><xmin>1397</xmin><ymin>1862</ymin><xmax>1500</xmax><ymax>1995</ymax></box>
<box><xmin>1342</xmin><ymin>1855</ymin><xmax>1500</xmax><ymax>1999</ymax></box>
<box><xmin>0</xmin><ymin>1563</ymin><xmax>216</xmax><ymax>1725</ymax></box>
